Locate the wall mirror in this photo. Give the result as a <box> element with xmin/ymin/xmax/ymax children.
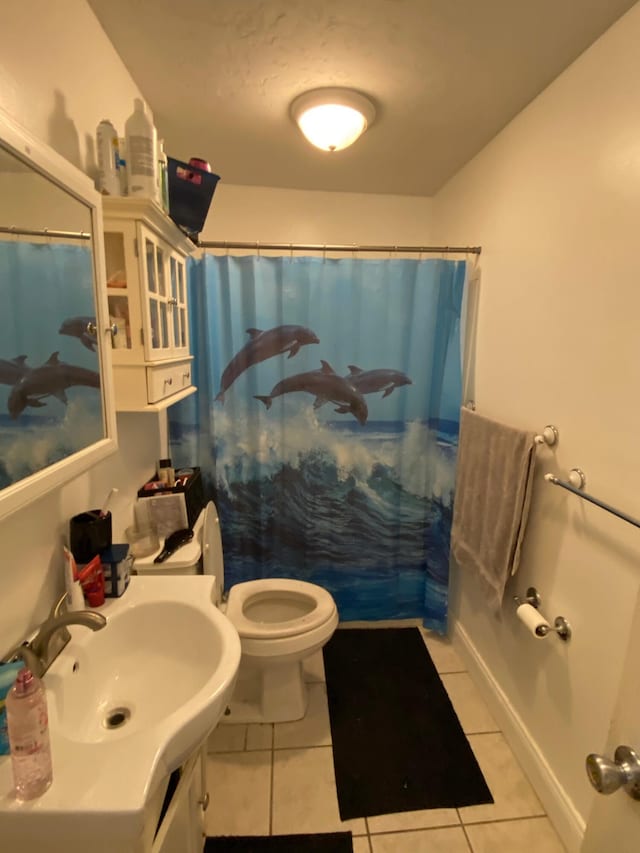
<box><xmin>0</xmin><ymin>109</ymin><xmax>117</xmax><ymax>520</ymax></box>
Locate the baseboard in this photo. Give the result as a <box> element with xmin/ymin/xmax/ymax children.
<box><xmin>450</xmin><ymin>620</ymin><xmax>585</xmax><ymax>853</ymax></box>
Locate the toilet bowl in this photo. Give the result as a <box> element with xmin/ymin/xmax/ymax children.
<box><xmin>133</xmin><ymin>501</ymin><xmax>338</xmax><ymax>724</ymax></box>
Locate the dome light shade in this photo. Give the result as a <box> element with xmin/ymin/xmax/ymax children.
<box><xmin>290</xmin><ymin>88</ymin><xmax>376</xmax><ymax>152</ymax></box>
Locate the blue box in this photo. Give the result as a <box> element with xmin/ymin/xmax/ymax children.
<box><xmin>99</xmin><ymin>544</ymin><xmax>132</xmax><ymax>597</ymax></box>
<box><xmin>167</xmin><ymin>157</ymin><xmax>220</xmax><ymax>239</ymax></box>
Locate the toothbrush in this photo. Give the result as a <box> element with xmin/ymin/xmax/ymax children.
<box><xmin>98</xmin><ymin>487</ymin><xmax>119</xmax><ymax>518</ymax></box>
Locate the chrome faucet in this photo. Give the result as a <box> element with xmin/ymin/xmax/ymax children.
<box><xmin>3</xmin><ymin>593</ymin><xmax>107</xmax><ymax>678</ymax></box>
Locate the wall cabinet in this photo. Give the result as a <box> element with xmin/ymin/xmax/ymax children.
<box><xmin>103</xmin><ymin>197</ymin><xmax>197</xmax><ymax>410</ymax></box>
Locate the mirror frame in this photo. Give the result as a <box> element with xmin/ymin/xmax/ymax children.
<box><xmin>0</xmin><ymin>108</ymin><xmax>118</xmax><ymax>521</ymax></box>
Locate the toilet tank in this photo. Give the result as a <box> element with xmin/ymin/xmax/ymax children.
<box><xmin>131</xmin><ymin>501</ymin><xmax>225</xmax><ymax>603</ymax></box>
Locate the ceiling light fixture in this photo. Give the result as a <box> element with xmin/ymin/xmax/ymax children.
<box><xmin>290</xmin><ymin>87</ymin><xmax>376</xmax><ymax>153</ymax></box>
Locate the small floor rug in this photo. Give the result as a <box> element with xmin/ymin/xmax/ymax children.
<box><xmin>204</xmin><ymin>833</ymin><xmax>353</xmax><ymax>852</ymax></box>
<box><xmin>323</xmin><ymin>627</ymin><xmax>494</xmax><ymax>820</ymax></box>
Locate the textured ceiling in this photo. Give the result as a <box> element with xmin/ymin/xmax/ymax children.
<box><xmin>88</xmin><ymin>0</ymin><xmax>637</xmax><ymax>196</ymax></box>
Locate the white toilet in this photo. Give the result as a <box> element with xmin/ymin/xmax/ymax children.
<box><xmin>133</xmin><ymin>501</ymin><xmax>339</xmax><ymax>723</ymax></box>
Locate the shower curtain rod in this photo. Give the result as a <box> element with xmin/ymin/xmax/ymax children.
<box><xmin>197</xmin><ymin>239</ymin><xmax>481</xmax><ymax>255</ymax></box>
<box><xmin>0</xmin><ymin>225</ymin><xmax>91</xmax><ymax>240</ymax></box>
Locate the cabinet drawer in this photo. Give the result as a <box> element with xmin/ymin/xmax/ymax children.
<box><xmin>147</xmin><ymin>360</ymin><xmax>193</xmax><ymax>403</ymax></box>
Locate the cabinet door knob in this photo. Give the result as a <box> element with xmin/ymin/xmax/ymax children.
<box><xmin>168</xmin><ymin>297</ymin><xmax>178</xmax><ymax>306</ymax></box>
<box><xmin>86</xmin><ymin>321</ymin><xmax>97</xmax><ymax>336</ymax></box>
<box><xmin>107</xmin><ymin>324</ymin><xmax>118</xmax><ymax>337</ymax></box>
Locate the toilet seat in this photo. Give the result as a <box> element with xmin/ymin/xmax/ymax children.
<box><xmin>225</xmin><ymin>578</ymin><xmax>337</xmax><ymax>639</ymax></box>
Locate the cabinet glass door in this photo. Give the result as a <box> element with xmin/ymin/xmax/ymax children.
<box><xmin>170</xmin><ymin>254</ymin><xmax>189</xmax><ymax>355</ymax></box>
<box><xmin>105</xmin><ymin>232</ymin><xmax>131</xmax><ymax>349</ymax></box>
<box><xmin>142</xmin><ymin>227</ymin><xmax>171</xmax><ymax>360</ymax></box>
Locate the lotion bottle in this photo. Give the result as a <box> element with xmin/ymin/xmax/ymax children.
<box><xmin>6</xmin><ymin>668</ymin><xmax>53</xmax><ymax>800</ymax></box>
<box><xmin>125</xmin><ymin>98</ymin><xmax>157</xmax><ymax>199</ymax></box>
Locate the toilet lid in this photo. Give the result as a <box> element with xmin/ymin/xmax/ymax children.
<box><xmin>225</xmin><ymin>578</ymin><xmax>337</xmax><ymax>639</ymax></box>
<box><xmin>132</xmin><ymin>525</ymin><xmax>201</xmax><ymax>570</ymax></box>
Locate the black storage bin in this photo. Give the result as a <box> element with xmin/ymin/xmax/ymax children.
<box><xmin>167</xmin><ymin>157</ymin><xmax>220</xmax><ymax>239</ymax></box>
<box><xmin>137</xmin><ymin>467</ymin><xmax>205</xmax><ymax>530</ymax></box>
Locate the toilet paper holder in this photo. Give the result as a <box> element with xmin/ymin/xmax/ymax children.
<box><xmin>513</xmin><ymin>587</ymin><xmax>572</xmax><ymax>641</ymax></box>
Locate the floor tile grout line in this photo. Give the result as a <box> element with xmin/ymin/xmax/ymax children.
<box><xmin>463</xmin><ymin>727</ymin><xmax>502</xmax><ymax>736</ymax></box>
<box><xmin>459</xmin><ymin>811</ymin><xmax>548</xmax><ymax>827</ymax></box>
<box><xmin>458</xmin><ymin>811</ymin><xmax>476</xmax><ymax>852</ymax></box>
<box><xmin>366</xmin><ymin>820</ymin><xmax>464</xmax><ymax>837</ymax></box>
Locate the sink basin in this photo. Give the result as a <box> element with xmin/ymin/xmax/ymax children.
<box><xmin>0</xmin><ymin>575</ymin><xmax>241</xmax><ymax>851</ymax></box>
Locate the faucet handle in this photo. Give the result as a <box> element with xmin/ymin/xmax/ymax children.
<box><xmin>48</xmin><ymin>591</ymin><xmax>72</xmax><ymax>649</ymax></box>
<box><xmin>52</xmin><ymin>590</ymin><xmax>70</xmax><ymax>618</ymax></box>
<box><xmin>0</xmin><ymin>641</ymin><xmax>41</xmax><ymax>676</ymax></box>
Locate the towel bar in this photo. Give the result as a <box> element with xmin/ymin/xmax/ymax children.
<box><xmin>534</xmin><ymin>425</ymin><xmax>559</xmax><ymax>447</ymax></box>
<box><xmin>545</xmin><ymin>471</ymin><xmax>640</xmax><ymax>530</ymax></box>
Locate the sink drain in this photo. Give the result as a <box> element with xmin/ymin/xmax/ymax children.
<box><xmin>103</xmin><ymin>707</ymin><xmax>131</xmax><ymax>730</ymax></box>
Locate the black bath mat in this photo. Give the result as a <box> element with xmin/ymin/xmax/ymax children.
<box><xmin>204</xmin><ymin>833</ymin><xmax>353</xmax><ymax>852</ymax></box>
<box><xmin>323</xmin><ymin>627</ymin><xmax>493</xmax><ymax>820</ymax></box>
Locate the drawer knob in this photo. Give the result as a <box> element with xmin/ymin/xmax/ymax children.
<box><xmin>164</xmin><ymin>377</ymin><xmax>173</xmax><ymax>386</ymax></box>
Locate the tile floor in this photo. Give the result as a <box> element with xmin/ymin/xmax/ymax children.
<box><xmin>204</xmin><ymin>624</ymin><xmax>566</xmax><ymax>852</ymax></box>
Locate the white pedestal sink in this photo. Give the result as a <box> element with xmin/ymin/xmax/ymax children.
<box><xmin>0</xmin><ymin>575</ymin><xmax>241</xmax><ymax>853</ymax></box>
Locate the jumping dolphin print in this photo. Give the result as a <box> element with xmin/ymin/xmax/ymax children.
<box><xmin>313</xmin><ymin>365</ymin><xmax>412</xmax><ymax>409</ymax></box>
<box><xmin>0</xmin><ymin>355</ymin><xmax>29</xmax><ymax>386</ymax></box>
<box><xmin>59</xmin><ymin>316</ymin><xmax>98</xmax><ymax>351</ymax></box>
<box><xmin>254</xmin><ymin>360</ymin><xmax>368</xmax><ymax>425</ymax></box>
<box><xmin>216</xmin><ymin>324</ymin><xmax>320</xmax><ymax>403</ymax></box>
<box><xmin>7</xmin><ymin>352</ymin><xmax>100</xmax><ymax>419</ymax></box>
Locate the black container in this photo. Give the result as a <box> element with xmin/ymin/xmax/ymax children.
<box><xmin>167</xmin><ymin>157</ymin><xmax>220</xmax><ymax>239</ymax></box>
<box><xmin>69</xmin><ymin>510</ymin><xmax>112</xmax><ymax>564</ymax></box>
<box><xmin>137</xmin><ymin>467</ymin><xmax>205</xmax><ymax>529</ymax></box>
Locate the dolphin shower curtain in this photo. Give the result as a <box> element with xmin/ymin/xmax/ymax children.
<box><xmin>169</xmin><ymin>253</ymin><xmax>466</xmax><ymax>632</ymax></box>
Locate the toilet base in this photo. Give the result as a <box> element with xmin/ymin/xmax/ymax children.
<box><xmin>220</xmin><ymin>660</ymin><xmax>309</xmax><ymax>725</ymax></box>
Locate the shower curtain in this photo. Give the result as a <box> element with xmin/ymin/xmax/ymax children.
<box><xmin>168</xmin><ymin>253</ymin><xmax>466</xmax><ymax>632</ymax></box>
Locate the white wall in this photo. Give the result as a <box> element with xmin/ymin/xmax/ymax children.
<box><xmin>0</xmin><ymin>3</ymin><xmax>161</xmax><ymax>655</ymax></box>
<box><xmin>433</xmin><ymin>5</ymin><xmax>640</xmax><ymax>847</ymax></box>
<box><xmin>203</xmin><ymin>184</ymin><xmax>433</xmax><ymax>247</ymax></box>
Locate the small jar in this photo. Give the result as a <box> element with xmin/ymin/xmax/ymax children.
<box><xmin>157</xmin><ymin>458</ymin><xmax>175</xmax><ymax>487</ymax></box>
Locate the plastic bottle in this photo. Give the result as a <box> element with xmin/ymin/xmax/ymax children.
<box><xmin>157</xmin><ymin>138</ymin><xmax>169</xmax><ymax>212</ymax></box>
<box><xmin>63</xmin><ymin>545</ymin><xmax>86</xmax><ymax>611</ymax></box>
<box><xmin>158</xmin><ymin>458</ymin><xmax>175</xmax><ymax>487</ymax></box>
<box><xmin>125</xmin><ymin>98</ymin><xmax>157</xmax><ymax>199</ymax></box>
<box><xmin>96</xmin><ymin>119</ymin><xmax>120</xmax><ymax>196</ymax></box>
<box><xmin>6</xmin><ymin>668</ymin><xmax>53</xmax><ymax>800</ymax></box>
<box><xmin>118</xmin><ymin>137</ymin><xmax>128</xmax><ymax>196</ymax></box>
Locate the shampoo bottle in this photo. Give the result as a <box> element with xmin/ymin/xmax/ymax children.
<box><xmin>96</xmin><ymin>119</ymin><xmax>120</xmax><ymax>196</ymax></box>
<box><xmin>6</xmin><ymin>668</ymin><xmax>53</xmax><ymax>800</ymax></box>
<box><xmin>125</xmin><ymin>98</ymin><xmax>157</xmax><ymax>199</ymax></box>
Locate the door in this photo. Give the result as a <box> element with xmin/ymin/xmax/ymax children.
<box><xmin>169</xmin><ymin>252</ymin><xmax>189</xmax><ymax>358</ymax></box>
<box><xmin>140</xmin><ymin>224</ymin><xmax>171</xmax><ymax>361</ymax></box>
<box><xmin>582</xmin><ymin>588</ymin><xmax>640</xmax><ymax>852</ymax></box>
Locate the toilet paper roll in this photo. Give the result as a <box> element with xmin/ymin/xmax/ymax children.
<box><xmin>516</xmin><ymin>603</ymin><xmax>551</xmax><ymax>638</ymax></box>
